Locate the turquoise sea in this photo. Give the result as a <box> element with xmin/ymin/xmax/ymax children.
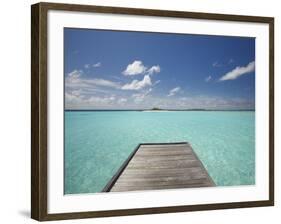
<box><xmin>64</xmin><ymin>111</ymin><xmax>255</xmax><ymax>194</ymax></box>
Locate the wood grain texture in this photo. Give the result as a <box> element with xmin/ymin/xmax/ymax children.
<box><xmin>109</xmin><ymin>143</ymin><xmax>215</xmax><ymax>192</ymax></box>
<box><xmin>31</xmin><ymin>3</ymin><xmax>49</xmax><ymax>221</ymax></box>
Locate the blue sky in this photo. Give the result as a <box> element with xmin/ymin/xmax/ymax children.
<box><xmin>64</xmin><ymin>28</ymin><xmax>255</xmax><ymax>110</ymax></box>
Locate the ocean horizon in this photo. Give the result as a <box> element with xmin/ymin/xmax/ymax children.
<box><xmin>64</xmin><ymin>109</ymin><xmax>255</xmax><ymax>112</ymax></box>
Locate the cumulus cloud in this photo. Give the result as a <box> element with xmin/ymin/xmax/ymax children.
<box><xmin>205</xmin><ymin>75</ymin><xmax>212</xmax><ymax>82</ymax></box>
<box><xmin>84</xmin><ymin>64</ymin><xmax>90</xmax><ymax>69</ymax></box>
<box><xmin>123</xmin><ymin>60</ymin><xmax>147</xmax><ymax>76</ymax></box>
<box><xmin>93</xmin><ymin>62</ymin><xmax>101</xmax><ymax>67</ymax></box>
<box><xmin>219</xmin><ymin>61</ymin><xmax>255</xmax><ymax>81</ymax></box>
<box><xmin>147</xmin><ymin>65</ymin><xmax>161</xmax><ymax>75</ymax></box>
<box><xmin>168</xmin><ymin>87</ymin><xmax>181</xmax><ymax>97</ymax></box>
<box><xmin>121</xmin><ymin>75</ymin><xmax>152</xmax><ymax>90</ymax></box>
<box><xmin>122</xmin><ymin>60</ymin><xmax>161</xmax><ymax>76</ymax></box>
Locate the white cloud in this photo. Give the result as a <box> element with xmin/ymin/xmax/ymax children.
<box><xmin>175</xmin><ymin>95</ymin><xmax>254</xmax><ymax>110</ymax></box>
<box><xmin>71</xmin><ymin>89</ymin><xmax>81</xmax><ymax>96</ymax></box>
<box><xmin>118</xmin><ymin>98</ymin><xmax>127</xmax><ymax>104</ymax></box>
<box><xmin>86</xmin><ymin>79</ymin><xmax>121</xmax><ymax>88</ymax></box>
<box><xmin>68</xmin><ymin>69</ymin><xmax>82</xmax><ymax>79</ymax></box>
<box><xmin>154</xmin><ymin>80</ymin><xmax>161</xmax><ymax>86</ymax></box>
<box><xmin>123</xmin><ymin>60</ymin><xmax>147</xmax><ymax>76</ymax></box>
<box><xmin>121</xmin><ymin>75</ymin><xmax>152</xmax><ymax>90</ymax></box>
<box><xmin>84</xmin><ymin>64</ymin><xmax>90</xmax><ymax>69</ymax></box>
<box><xmin>129</xmin><ymin>94</ymin><xmax>254</xmax><ymax>110</ymax></box>
<box><xmin>65</xmin><ymin>70</ymin><xmax>120</xmax><ymax>89</ymax></box>
<box><xmin>122</xmin><ymin>60</ymin><xmax>161</xmax><ymax>76</ymax></box>
<box><xmin>65</xmin><ymin>91</ymin><xmax>82</xmax><ymax>103</ymax></box>
<box><xmin>212</xmin><ymin>61</ymin><xmax>222</xmax><ymax>67</ymax></box>
<box><xmin>219</xmin><ymin>61</ymin><xmax>255</xmax><ymax>81</ymax></box>
<box><xmin>205</xmin><ymin>75</ymin><xmax>212</xmax><ymax>82</ymax></box>
<box><xmin>65</xmin><ymin>89</ymin><xmax>254</xmax><ymax>110</ymax></box>
<box><xmin>87</xmin><ymin>95</ymin><xmax>115</xmax><ymax>104</ymax></box>
<box><xmin>213</xmin><ymin>59</ymin><xmax>234</xmax><ymax>67</ymax></box>
<box><xmin>147</xmin><ymin>65</ymin><xmax>160</xmax><ymax>75</ymax></box>
<box><xmin>66</xmin><ymin>70</ymin><xmax>84</xmax><ymax>87</ymax></box>
<box><xmin>168</xmin><ymin>87</ymin><xmax>181</xmax><ymax>97</ymax></box>
<box><xmin>66</xmin><ymin>91</ymin><xmax>116</xmax><ymax>105</ymax></box>
<box><xmin>93</xmin><ymin>62</ymin><xmax>101</xmax><ymax>67</ymax></box>
<box><xmin>132</xmin><ymin>88</ymin><xmax>152</xmax><ymax>103</ymax></box>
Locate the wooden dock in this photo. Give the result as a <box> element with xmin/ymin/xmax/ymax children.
<box><xmin>102</xmin><ymin>142</ymin><xmax>215</xmax><ymax>192</ymax></box>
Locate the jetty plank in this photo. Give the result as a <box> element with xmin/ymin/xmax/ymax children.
<box><xmin>102</xmin><ymin>142</ymin><xmax>215</xmax><ymax>192</ymax></box>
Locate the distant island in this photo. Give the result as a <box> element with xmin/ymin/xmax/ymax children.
<box><xmin>149</xmin><ymin>107</ymin><xmax>207</xmax><ymax>111</ymax></box>
<box><xmin>151</xmin><ymin>107</ymin><xmax>162</xmax><ymax>111</ymax></box>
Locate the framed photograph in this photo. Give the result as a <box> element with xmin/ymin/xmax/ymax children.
<box><xmin>31</xmin><ymin>2</ymin><xmax>274</xmax><ymax>221</ymax></box>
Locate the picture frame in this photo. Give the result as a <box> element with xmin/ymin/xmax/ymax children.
<box><xmin>31</xmin><ymin>2</ymin><xmax>274</xmax><ymax>221</ymax></box>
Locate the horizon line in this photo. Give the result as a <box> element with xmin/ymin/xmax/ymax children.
<box><xmin>65</xmin><ymin>109</ymin><xmax>255</xmax><ymax>111</ymax></box>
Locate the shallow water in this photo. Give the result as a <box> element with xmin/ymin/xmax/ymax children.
<box><xmin>64</xmin><ymin>111</ymin><xmax>255</xmax><ymax>194</ymax></box>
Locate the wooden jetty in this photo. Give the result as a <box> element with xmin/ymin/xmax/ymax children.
<box><xmin>102</xmin><ymin>142</ymin><xmax>215</xmax><ymax>192</ymax></box>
